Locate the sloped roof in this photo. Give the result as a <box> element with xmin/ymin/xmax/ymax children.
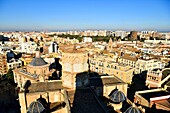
<box><xmin>124</xmin><ymin>106</ymin><xmax>141</xmax><ymax>113</ymax></box>
<box><xmin>109</xmin><ymin>89</ymin><xmax>126</xmax><ymax>103</ymax></box>
<box><xmin>27</xmin><ymin>101</ymin><xmax>45</xmax><ymax>113</ymax></box>
<box><xmin>28</xmin><ymin>81</ymin><xmax>62</xmax><ymax>93</ymax></box>
<box><xmin>122</xmin><ymin>53</ymin><xmax>138</xmax><ymax>62</ymax></box>
<box><xmin>30</xmin><ymin>58</ymin><xmax>48</xmax><ymax>66</ymax></box>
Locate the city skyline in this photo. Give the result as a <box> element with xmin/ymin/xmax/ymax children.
<box><xmin>0</xmin><ymin>0</ymin><xmax>170</xmax><ymax>31</ymax></box>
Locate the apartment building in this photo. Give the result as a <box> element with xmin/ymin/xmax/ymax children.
<box><xmin>115</xmin><ymin>30</ymin><xmax>126</xmax><ymax>39</ymax></box>
<box><xmin>106</xmin><ymin>31</ymin><xmax>114</xmax><ymax>36</ymax></box>
<box><xmin>117</xmin><ymin>52</ymin><xmax>165</xmax><ymax>74</ymax></box>
<box><xmin>89</xmin><ymin>54</ymin><xmax>134</xmax><ymax>83</ymax></box>
<box><xmin>140</xmin><ymin>31</ymin><xmax>156</xmax><ymax>39</ymax></box>
<box><xmin>83</xmin><ymin>37</ymin><xmax>92</xmax><ymax>43</ymax></box>
<box><xmin>118</xmin><ymin>53</ymin><xmax>137</xmax><ymax>68</ymax></box>
<box><xmin>135</xmin><ymin>57</ymin><xmax>165</xmax><ymax>74</ymax></box>
<box><xmin>55</xmin><ymin>37</ymin><xmax>79</xmax><ymax>44</ymax></box>
<box><xmin>146</xmin><ymin>68</ymin><xmax>170</xmax><ymax>88</ymax></box>
<box><xmin>134</xmin><ymin>89</ymin><xmax>170</xmax><ymax>111</ymax></box>
<box><xmin>104</xmin><ymin>62</ymin><xmax>134</xmax><ymax>83</ymax></box>
<box><xmin>7</xmin><ymin>59</ymin><xmax>22</xmax><ymax>69</ymax></box>
<box><xmin>20</xmin><ymin>41</ymin><xmax>37</xmax><ymax>53</ymax></box>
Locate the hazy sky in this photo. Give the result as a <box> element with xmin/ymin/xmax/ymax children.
<box><xmin>0</xmin><ymin>0</ymin><xmax>170</xmax><ymax>31</ymax></box>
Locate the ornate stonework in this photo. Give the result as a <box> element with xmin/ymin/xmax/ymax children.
<box><xmin>62</xmin><ymin>48</ymin><xmax>88</xmax><ymax>89</ymax></box>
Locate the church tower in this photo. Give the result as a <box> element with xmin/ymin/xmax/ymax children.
<box><xmin>62</xmin><ymin>46</ymin><xmax>88</xmax><ymax>89</ymax></box>
<box><xmin>35</xmin><ymin>47</ymin><xmax>40</xmax><ymax>58</ymax></box>
<box><xmin>107</xmin><ymin>38</ymin><xmax>113</xmax><ymax>51</ymax></box>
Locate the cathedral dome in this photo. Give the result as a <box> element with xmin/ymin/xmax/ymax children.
<box><xmin>109</xmin><ymin>89</ymin><xmax>126</xmax><ymax>103</ymax></box>
<box><xmin>27</xmin><ymin>100</ymin><xmax>45</xmax><ymax>113</ymax></box>
<box><xmin>124</xmin><ymin>106</ymin><xmax>141</xmax><ymax>113</ymax></box>
<box><xmin>30</xmin><ymin>58</ymin><xmax>48</xmax><ymax>66</ymax></box>
<box><xmin>29</xmin><ymin>47</ymin><xmax>48</xmax><ymax>66</ymax></box>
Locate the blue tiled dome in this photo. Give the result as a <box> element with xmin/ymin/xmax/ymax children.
<box><xmin>124</xmin><ymin>106</ymin><xmax>141</xmax><ymax>113</ymax></box>
<box><xmin>27</xmin><ymin>101</ymin><xmax>45</xmax><ymax>113</ymax></box>
<box><xmin>109</xmin><ymin>89</ymin><xmax>126</xmax><ymax>103</ymax></box>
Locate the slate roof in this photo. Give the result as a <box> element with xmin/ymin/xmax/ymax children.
<box><xmin>27</xmin><ymin>101</ymin><xmax>45</xmax><ymax>113</ymax></box>
<box><xmin>124</xmin><ymin>106</ymin><xmax>141</xmax><ymax>113</ymax></box>
<box><xmin>30</xmin><ymin>58</ymin><xmax>48</xmax><ymax>66</ymax></box>
<box><xmin>109</xmin><ymin>89</ymin><xmax>126</xmax><ymax>103</ymax></box>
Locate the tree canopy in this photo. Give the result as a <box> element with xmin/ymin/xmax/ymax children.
<box><xmin>5</xmin><ymin>69</ymin><xmax>14</xmax><ymax>81</ymax></box>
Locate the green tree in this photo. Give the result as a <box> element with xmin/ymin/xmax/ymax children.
<box><xmin>6</xmin><ymin>69</ymin><xmax>14</xmax><ymax>81</ymax></box>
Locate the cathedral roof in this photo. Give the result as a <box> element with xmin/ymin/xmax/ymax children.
<box><xmin>124</xmin><ymin>106</ymin><xmax>141</xmax><ymax>113</ymax></box>
<box><xmin>30</xmin><ymin>58</ymin><xmax>48</xmax><ymax>66</ymax></box>
<box><xmin>109</xmin><ymin>89</ymin><xmax>126</xmax><ymax>103</ymax></box>
<box><xmin>27</xmin><ymin>100</ymin><xmax>45</xmax><ymax>113</ymax></box>
<box><xmin>62</xmin><ymin>48</ymin><xmax>85</xmax><ymax>53</ymax></box>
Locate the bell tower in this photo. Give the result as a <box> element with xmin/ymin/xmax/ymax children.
<box><xmin>62</xmin><ymin>47</ymin><xmax>88</xmax><ymax>89</ymax></box>
<box><xmin>107</xmin><ymin>38</ymin><xmax>113</xmax><ymax>51</ymax></box>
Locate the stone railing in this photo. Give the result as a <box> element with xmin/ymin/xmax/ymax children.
<box><xmin>19</xmin><ymin>69</ymin><xmax>38</xmax><ymax>78</ymax></box>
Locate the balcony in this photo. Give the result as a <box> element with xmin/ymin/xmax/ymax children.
<box><xmin>91</xmin><ymin>63</ymin><xmax>96</xmax><ymax>65</ymax></box>
<box><xmin>99</xmin><ymin>64</ymin><xmax>104</xmax><ymax>67</ymax></box>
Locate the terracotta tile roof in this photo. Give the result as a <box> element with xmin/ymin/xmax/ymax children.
<box><xmin>89</xmin><ymin>75</ymin><xmax>125</xmax><ymax>86</ymax></box>
<box><xmin>121</xmin><ymin>54</ymin><xmax>138</xmax><ymax>62</ymax></box>
<box><xmin>153</xmin><ymin>99</ymin><xmax>170</xmax><ymax>111</ymax></box>
<box><xmin>62</xmin><ymin>48</ymin><xmax>86</xmax><ymax>53</ymax></box>
<box><xmin>28</xmin><ymin>81</ymin><xmax>62</xmax><ymax>92</ymax></box>
<box><xmin>126</xmin><ymin>47</ymin><xmax>140</xmax><ymax>53</ymax></box>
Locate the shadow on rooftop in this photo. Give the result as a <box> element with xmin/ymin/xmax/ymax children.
<box><xmin>127</xmin><ymin>71</ymin><xmax>148</xmax><ymax>102</ymax></box>
<box><xmin>70</xmin><ymin>72</ymin><xmax>107</xmax><ymax>113</ymax></box>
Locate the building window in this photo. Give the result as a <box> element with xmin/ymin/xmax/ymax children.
<box><xmin>74</xmin><ymin>64</ymin><xmax>82</xmax><ymax>72</ymax></box>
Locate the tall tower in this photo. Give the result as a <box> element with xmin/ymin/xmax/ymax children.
<box><xmin>62</xmin><ymin>47</ymin><xmax>88</xmax><ymax>89</ymax></box>
<box><xmin>0</xmin><ymin>53</ymin><xmax>8</xmax><ymax>75</ymax></box>
<box><xmin>130</xmin><ymin>31</ymin><xmax>137</xmax><ymax>40</ymax></box>
<box><xmin>35</xmin><ymin>47</ymin><xmax>40</xmax><ymax>58</ymax></box>
<box><xmin>107</xmin><ymin>38</ymin><xmax>113</xmax><ymax>51</ymax></box>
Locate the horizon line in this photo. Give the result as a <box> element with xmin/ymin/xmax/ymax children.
<box><xmin>0</xmin><ymin>29</ymin><xmax>170</xmax><ymax>33</ymax></box>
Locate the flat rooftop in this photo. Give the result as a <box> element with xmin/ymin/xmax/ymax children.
<box><xmin>89</xmin><ymin>73</ymin><xmax>125</xmax><ymax>87</ymax></box>
<box><xmin>140</xmin><ymin>90</ymin><xmax>170</xmax><ymax>101</ymax></box>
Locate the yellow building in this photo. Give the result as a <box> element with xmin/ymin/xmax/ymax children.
<box><xmin>13</xmin><ymin>48</ymin><xmax>51</xmax><ymax>88</ymax></box>
<box><xmin>104</xmin><ymin>62</ymin><xmax>134</xmax><ymax>83</ymax></box>
<box><xmin>90</xmin><ymin>54</ymin><xmax>134</xmax><ymax>83</ymax></box>
<box><xmin>13</xmin><ymin>48</ymin><xmax>70</xmax><ymax>113</ymax></box>
<box><xmin>85</xmin><ymin>46</ymin><xmax>103</xmax><ymax>54</ymax></box>
<box><xmin>20</xmin><ymin>54</ymin><xmax>33</xmax><ymax>65</ymax></box>
<box><xmin>146</xmin><ymin>68</ymin><xmax>170</xmax><ymax>88</ymax></box>
<box><xmin>135</xmin><ymin>58</ymin><xmax>165</xmax><ymax>74</ymax></box>
<box><xmin>118</xmin><ymin>53</ymin><xmax>137</xmax><ymax>68</ymax></box>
